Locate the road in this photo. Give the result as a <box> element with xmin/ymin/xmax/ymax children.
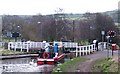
<box><xmin>74</xmin><ymin>50</ymin><xmax>119</xmax><ymax>72</ymax></box>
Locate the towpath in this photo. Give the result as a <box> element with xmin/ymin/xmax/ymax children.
<box><xmin>74</xmin><ymin>50</ymin><xmax>119</xmax><ymax>72</ymax></box>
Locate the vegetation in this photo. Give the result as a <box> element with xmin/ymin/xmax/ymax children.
<box><xmin>2</xmin><ymin>36</ymin><xmax>21</xmax><ymax>42</ymax></box>
<box><xmin>52</xmin><ymin>57</ymin><xmax>87</xmax><ymax>73</ymax></box>
<box><xmin>2</xmin><ymin>10</ymin><xmax>119</xmax><ymax>43</ymax></box>
<box><xmin>92</xmin><ymin>58</ymin><xmax>119</xmax><ymax>72</ymax></box>
<box><xmin>0</xmin><ymin>49</ymin><xmax>25</xmax><ymax>56</ymax></box>
<box><xmin>78</xmin><ymin>39</ymin><xmax>89</xmax><ymax>45</ymax></box>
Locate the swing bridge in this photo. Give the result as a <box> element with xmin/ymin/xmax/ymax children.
<box><xmin>7</xmin><ymin>41</ymin><xmax>108</xmax><ymax>57</ymax></box>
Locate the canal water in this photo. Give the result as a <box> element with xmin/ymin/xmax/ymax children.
<box><xmin>0</xmin><ymin>57</ymin><xmax>55</xmax><ymax>73</ymax></box>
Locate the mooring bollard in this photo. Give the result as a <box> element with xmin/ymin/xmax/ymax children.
<box><xmin>56</xmin><ymin>68</ymin><xmax>62</xmax><ymax>72</ymax></box>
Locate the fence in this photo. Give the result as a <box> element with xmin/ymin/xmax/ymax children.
<box><xmin>75</xmin><ymin>42</ymin><xmax>107</xmax><ymax>57</ymax></box>
<box><xmin>75</xmin><ymin>44</ymin><xmax>96</xmax><ymax>57</ymax></box>
<box><xmin>63</xmin><ymin>42</ymin><xmax>78</xmax><ymax>48</ymax></box>
<box><xmin>8</xmin><ymin>42</ymin><xmax>107</xmax><ymax>57</ymax></box>
<box><xmin>8</xmin><ymin>42</ymin><xmax>44</xmax><ymax>52</ymax></box>
<box><xmin>54</xmin><ymin>41</ymin><xmax>78</xmax><ymax>48</ymax></box>
<box><xmin>8</xmin><ymin>42</ymin><xmax>78</xmax><ymax>52</ymax></box>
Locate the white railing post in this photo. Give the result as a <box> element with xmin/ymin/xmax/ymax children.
<box><xmin>104</xmin><ymin>42</ymin><xmax>107</xmax><ymax>49</ymax></box>
<box><xmin>23</xmin><ymin>42</ymin><xmax>25</xmax><ymax>50</ymax></box>
<box><xmin>76</xmin><ymin>45</ymin><xmax>78</xmax><ymax>57</ymax></box>
<box><xmin>91</xmin><ymin>45</ymin><xmax>93</xmax><ymax>52</ymax></box>
<box><xmin>98</xmin><ymin>42</ymin><xmax>102</xmax><ymax>51</ymax></box>
<box><xmin>26</xmin><ymin>42</ymin><xmax>29</xmax><ymax>52</ymax></box>
<box><xmin>79</xmin><ymin>46</ymin><xmax>81</xmax><ymax>56</ymax></box>
<box><xmin>20</xmin><ymin>42</ymin><xmax>22</xmax><ymax>52</ymax></box>
<box><xmin>8</xmin><ymin>42</ymin><xmax>11</xmax><ymax>50</ymax></box>
<box><xmin>14</xmin><ymin>42</ymin><xmax>16</xmax><ymax>51</ymax></box>
<box><xmin>82</xmin><ymin>47</ymin><xmax>84</xmax><ymax>56</ymax></box>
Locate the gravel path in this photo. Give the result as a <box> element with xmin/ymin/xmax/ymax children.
<box><xmin>74</xmin><ymin>50</ymin><xmax>119</xmax><ymax>72</ymax></box>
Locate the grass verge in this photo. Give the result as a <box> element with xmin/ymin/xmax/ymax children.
<box><xmin>0</xmin><ymin>49</ymin><xmax>25</xmax><ymax>55</ymax></box>
<box><xmin>52</xmin><ymin>57</ymin><xmax>87</xmax><ymax>73</ymax></box>
<box><xmin>92</xmin><ymin>58</ymin><xmax>119</xmax><ymax>72</ymax></box>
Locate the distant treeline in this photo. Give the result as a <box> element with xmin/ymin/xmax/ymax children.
<box><xmin>2</xmin><ymin>11</ymin><xmax>120</xmax><ymax>44</ymax></box>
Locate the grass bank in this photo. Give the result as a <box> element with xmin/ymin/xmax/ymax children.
<box><xmin>92</xmin><ymin>58</ymin><xmax>119</xmax><ymax>72</ymax></box>
<box><xmin>52</xmin><ymin>57</ymin><xmax>87</xmax><ymax>73</ymax></box>
<box><xmin>0</xmin><ymin>49</ymin><xmax>26</xmax><ymax>56</ymax></box>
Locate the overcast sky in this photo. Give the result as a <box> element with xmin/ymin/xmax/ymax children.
<box><xmin>0</xmin><ymin>0</ymin><xmax>120</xmax><ymax>15</ymax></box>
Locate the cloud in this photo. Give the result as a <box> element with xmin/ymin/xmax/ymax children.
<box><xmin>0</xmin><ymin>0</ymin><xmax>119</xmax><ymax>15</ymax></box>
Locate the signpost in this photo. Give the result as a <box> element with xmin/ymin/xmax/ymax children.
<box><xmin>101</xmin><ymin>30</ymin><xmax>105</xmax><ymax>42</ymax></box>
<box><xmin>7</xmin><ymin>32</ymin><xmax>12</xmax><ymax>42</ymax></box>
<box><xmin>106</xmin><ymin>36</ymin><xmax>110</xmax><ymax>59</ymax></box>
<box><xmin>12</xmin><ymin>32</ymin><xmax>20</xmax><ymax>42</ymax></box>
<box><xmin>107</xmin><ymin>30</ymin><xmax>116</xmax><ymax>57</ymax></box>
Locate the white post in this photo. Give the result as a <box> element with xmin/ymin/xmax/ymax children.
<box><xmin>8</xmin><ymin>42</ymin><xmax>10</xmax><ymax>50</ymax></box>
<box><xmin>30</xmin><ymin>42</ymin><xmax>32</xmax><ymax>48</ymax></box>
<box><xmin>79</xmin><ymin>46</ymin><xmax>81</xmax><ymax>56</ymax></box>
<box><xmin>26</xmin><ymin>42</ymin><xmax>29</xmax><ymax>52</ymax></box>
<box><xmin>76</xmin><ymin>45</ymin><xmax>78</xmax><ymax>57</ymax></box>
<box><xmin>104</xmin><ymin>42</ymin><xmax>106</xmax><ymax>49</ymax></box>
<box><xmin>82</xmin><ymin>47</ymin><xmax>84</xmax><ymax>56</ymax></box>
<box><xmin>14</xmin><ymin>42</ymin><xmax>16</xmax><ymax>51</ymax></box>
<box><xmin>21</xmin><ymin>42</ymin><xmax>22</xmax><ymax>52</ymax></box>
<box><xmin>88</xmin><ymin>45</ymin><xmax>90</xmax><ymax>54</ymax></box>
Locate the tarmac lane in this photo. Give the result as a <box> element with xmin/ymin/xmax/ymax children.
<box><xmin>74</xmin><ymin>50</ymin><xmax>119</xmax><ymax>72</ymax></box>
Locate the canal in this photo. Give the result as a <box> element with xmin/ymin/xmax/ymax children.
<box><xmin>1</xmin><ymin>57</ymin><xmax>55</xmax><ymax>73</ymax></box>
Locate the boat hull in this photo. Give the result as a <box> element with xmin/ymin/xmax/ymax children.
<box><xmin>37</xmin><ymin>54</ymin><xmax>65</xmax><ymax>65</ymax></box>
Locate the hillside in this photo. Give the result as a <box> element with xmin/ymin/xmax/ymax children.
<box><xmin>103</xmin><ymin>10</ymin><xmax>118</xmax><ymax>23</ymax></box>
<box><xmin>51</xmin><ymin>10</ymin><xmax>119</xmax><ymax>23</ymax></box>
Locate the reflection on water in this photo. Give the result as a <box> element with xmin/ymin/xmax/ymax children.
<box><xmin>2</xmin><ymin>58</ymin><xmax>32</xmax><ymax>64</ymax></box>
<box><xmin>0</xmin><ymin>57</ymin><xmax>55</xmax><ymax>73</ymax></box>
<box><xmin>2</xmin><ymin>64</ymin><xmax>55</xmax><ymax>72</ymax></box>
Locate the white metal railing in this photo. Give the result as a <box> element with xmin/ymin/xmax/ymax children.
<box><xmin>63</xmin><ymin>42</ymin><xmax>78</xmax><ymax>48</ymax></box>
<box><xmin>53</xmin><ymin>41</ymin><xmax>78</xmax><ymax>48</ymax></box>
<box><xmin>75</xmin><ymin>42</ymin><xmax>107</xmax><ymax>57</ymax></box>
<box><xmin>8</xmin><ymin>41</ymin><xmax>107</xmax><ymax>54</ymax></box>
<box><xmin>8</xmin><ymin>42</ymin><xmax>44</xmax><ymax>52</ymax></box>
<box><xmin>8</xmin><ymin>42</ymin><xmax>78</xmax><ymax>52</ymax></box>
<box><xmin>75</xmin><ymin>44</ymin><xmax>96</xmax><ymax>57</ymax></box>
